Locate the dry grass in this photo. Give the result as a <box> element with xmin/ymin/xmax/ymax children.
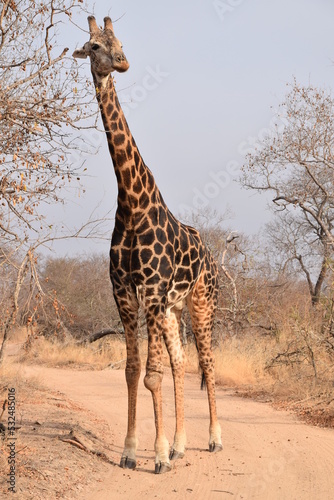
<box><xmin>214</xmin><ymin>336</ymin><xmax>271</xmax><ymax>387</ymax></box>
<box><xmin>0</xmin><ymin>358</ymin><xmax>42</xmax><ymax>393</ymax></box>
<box><xmin>184</xmin><ymin>336</ymin><xmax>274</xmax><ymax>389</ymax></box>
<box><xmin>0</xmin><ymin>358</ymin><xmax>43</xmax><ymax>469</ymax></box>
<box><xmin>16</xmin><ymin>334</ymin><xmax>274</xmax><ymax>389</ymax></box>
<box><xmin>19</xmin><ymin>335</ymin><xmax>189</xmax><ymax>371</ymax></box>
<box><xmin>18</xmin><ymin>336</ymin><xmax>128</xmax><ymax>369</ymax></box>
<box><xmin>11</xmin><ymin>327</ymin><xmax>334</xmax><ymax>412</ymax></box>
<box><xmin>186</xmin><ymin>330</ymin><xmax>334</xmax><ymax>408</ymax></box>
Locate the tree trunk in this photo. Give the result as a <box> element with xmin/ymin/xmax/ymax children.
<box><xmin>312</xmin><ymin>253</ymin><xmax>329</xmax><ymax>306</ymax></box>
<box><xmin>0</xmin><ymin>255</ymin><xmax>29</xmax><ymax>366</ymax></box>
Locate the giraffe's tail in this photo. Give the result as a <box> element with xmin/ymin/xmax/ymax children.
<box><xmin>193</xmin><ymin>335</ymin><xmax>207</xmax><ymax>391</ymax></box>
<box><xmin>200</xmin><ymin>371</ymin><xmax>206</xmax><ymax>391</ymax></box>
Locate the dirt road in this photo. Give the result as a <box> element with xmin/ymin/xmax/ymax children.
<box><xmin>24</xmin><ymin>365</ymin><xmax>334</xmax><ymax>500</ymax></box>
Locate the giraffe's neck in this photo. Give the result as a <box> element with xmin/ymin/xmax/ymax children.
<box><xmin>94</xmin><ymin>74</ymin><xmax>159</xmax><ymax>226</ymax></box>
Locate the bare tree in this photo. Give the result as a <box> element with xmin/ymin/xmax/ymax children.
<box><xmin>0</xmin><ymin>0</ymin><xmax>95</xmax><ymax>242</ymax></box>
<box><xmin>266</xmin><ymin>211</ymin><xmax>332</xmax><ymax>305</ymax></box>
<box><xmin>242</xmin><ymin>81</ymin><xmax>334</xmax><ymax>304</ymax></box>
<box><xmin>0</xmin><ymin>1</ymin><xmax>105</xmax><ymax>360</ymax></box>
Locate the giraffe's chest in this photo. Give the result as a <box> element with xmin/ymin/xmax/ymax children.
<box><xmin>110</xmin><ymin>220</ymin><xmax>204</xmax><ymax>303</ymax></box>
<box><xmin>132</xmin><ymin>247</ymin><xmax>203</xmax><ymax>314</ymax></box>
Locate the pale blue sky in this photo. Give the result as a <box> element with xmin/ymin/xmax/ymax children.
<box><xmin>49</xmin><ymin>0</ymin><xmax>334</xmax><ymax>255</ymax></box>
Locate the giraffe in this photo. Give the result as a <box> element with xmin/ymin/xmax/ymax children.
<box><xmin>73</xmin><ymin>15</ymin><xmax>222</xmax><ymax>474</ymax></box>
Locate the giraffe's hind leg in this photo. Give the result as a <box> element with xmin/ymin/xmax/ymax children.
<box><xmin>162</xmin><ymin>304</ymin><xmax>187</xmax><ymax>461</ymax></box>
<box><xmin>113</xmin><ymin>287</ymin><xmax>141</xmax><ymax>470</ymax></box>
<box><xmin>187</xmin><ymin>271</ymin><xmax>222</xmax><ymax>453</ymax></box>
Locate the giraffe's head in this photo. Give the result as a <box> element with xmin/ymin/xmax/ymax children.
<box><xmin>73</xmin><ymin>16</ymin><xmax>129</xmax><ymax>82</ymax></box>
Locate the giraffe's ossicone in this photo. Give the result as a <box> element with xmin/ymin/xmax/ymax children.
<box><xmin>73</xmin><ymin>15</ymin><xmax>222</xmax><ymax>474</ymax></box>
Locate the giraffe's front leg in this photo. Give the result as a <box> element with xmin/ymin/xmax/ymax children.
<box><xmin>144</xmin><ymin>375</ymin><xmax>171</xmax><ymax>473</ymax></box>
<box><xmin>144</xmin><ymin>306</ymin><xmax>171</xmax><ymax>474</ymax></box>
<box><xmin>114</xmin><ymin>289</ymin><xmax>141</xmax><ymax>470</ymax></box>
<box><xmin>120</xmin><ymin>353</ymin><xmax>141</xmax><ymax>469</ymax></box>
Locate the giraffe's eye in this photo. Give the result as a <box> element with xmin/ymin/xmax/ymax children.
<box><xmin>91</xmin><ymin>43</ymin><xmax>100</xmax><ymax>51</ymax></box>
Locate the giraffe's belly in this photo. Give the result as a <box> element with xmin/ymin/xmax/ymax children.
<box><xmin>166</xmin><ymin>274</ymin><xmax>200</xmax><ymax>311</ymax></box>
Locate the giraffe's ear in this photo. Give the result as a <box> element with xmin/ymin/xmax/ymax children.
<box><xmin>72</xmin><ymin>47</ymin><xmax>88</xmax><ymax>59</ymax></box>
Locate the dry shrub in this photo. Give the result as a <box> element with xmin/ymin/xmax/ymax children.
<box><xmin>264</xmin><ymin>304</ymin><xmax>334</xmax><ymax>401</ymax></box>
<box><xmin>39</xmin><ymin>255</ymin><xmax>119</xmax><ymax>339</ymax></box>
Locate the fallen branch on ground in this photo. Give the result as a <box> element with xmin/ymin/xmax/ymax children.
<box><xmin>59</xmin><ymin>429</ymin><xmax>114</xmax><ymax>464</ymax></box>
<box><xmin>105</xmin><ymin>359</ymin><xmax>126</xmax><ymax>369</ymax></box>
<box><xmin>80</xmin><ymin>328</ymin><xmax>124</xmax><ymax>344</ymax></box>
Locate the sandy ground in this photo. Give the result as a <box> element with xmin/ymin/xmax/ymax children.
<box><xmin>20</xmin><ymin>364</ymin><xmax>334</xmax><ymax>500</ymax></box>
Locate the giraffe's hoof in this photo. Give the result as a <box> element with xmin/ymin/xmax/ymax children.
<box><xmin>209</xmin><ymin>442</ymin><xmax>223</xmax><ymax>453</ymax></box>
<box><xmin>155</xmin><ymin>461</ymin><xmax>172</xmax><ymax>474</ymax></box>
<box><xmin>169</xmin><ymin>449</ymin><xmax>185</xmax><ymax>461</ymax></box>
<box><xmin>120</xmin><ymin>456</ymin><xmax>136</xmax><ymax>470</ymax></box>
